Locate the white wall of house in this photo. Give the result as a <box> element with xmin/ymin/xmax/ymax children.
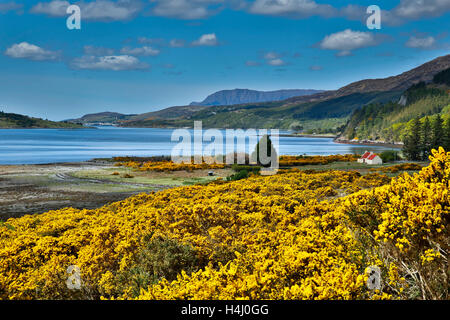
<box><xmin>366</xmin><ymin>156</ymin><xmax>383</xmax><ymax>165</ymax></box>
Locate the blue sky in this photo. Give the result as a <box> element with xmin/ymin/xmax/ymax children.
<box><xmin>0</xmin><ymin>0</ymin><xmax>449</xmax><ymax>120</ymax></box>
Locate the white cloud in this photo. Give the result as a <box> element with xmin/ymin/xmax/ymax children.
<box><xmin>169</xmin><ymin>39</ymin><xmax>186</xmax><ymax>48</ymax></box>
<box><xmin>31</xmin><ymin>0</ymin><xmax>142</xmax><ymax>21</ymax></box>
<box><xmin>264</xmin><ymin>52</ymin><xmax>280</xmax><ymax>60</ymax></box>
<box><xmin>319</xmin><ymin>29</ymin><xmax>378</xmax><ymax>56</ymax></box>
<box><xmin>0</xmin><ymin>2</ymin><xmax>23</xmax><ymax>13</ymax></box>
<box><xmin>340</xmin><ymin>1</ymin><xmax>450</xmax><ymax>26</ymax></box>
<box><xmin>247</xmin><ymin>0</ymin><xmax>450</xmax><ymax>24</ymax></box>
<box><xmin>249</xmin><ymin>0</ymin><xmax>336</xmax><ymax>18</ymax></box>
<box><xmin>261</xmin><ymin>51</ymin><xmax>287</xmax><ymax>66</ymax></box>
<box><xmin>151</xmin><ymin>0</ymin><xmax>224</xmax><ymax>19</ymax></box>
<box><xmin>394</xmin><ymin>0</ymin><xmax>450</xmax><ymax>20</ymax></box>
<box><xmin>30</xmin><ymin>0</ymin><xmax>68</xmax><ymax>16</ymax></box>
<box><xmin>267</xmin><ymin>58</ymin><xmax>285</xmax><ymax>66</ymax></box>
<box><xmin>191</xmin><ymin>33</ymin><xmax>218</xmax><ymax>46</ymax></box>
<box><xmin>120</xmin><ymin>46</ymin><xmax>160</xmax><ymax>56</ymax></box>
<box><xmin>83</xmin><ymin>45</ymin><xmax>115</xmax><ymax>55</ymax></box>
<box><xmin>405</xmin><ymin>35</ymin><xmax>436</xmax><ymax>49</ymax></box>
<box><xmin>138</xmin><ymin>37</ymin><xmax>165</xmax><ymax>45</ymax></box>
<box><xmin>4</xmin><ymin>42</ymin><xmax>60</xmax><ymax>61</ymax></box>
<box><xmin>28</xmin><ymin>0</ymin><xmax>450</xmax><ymax>24</ymax></box>
<box><xmin>71</xmin><ymin>55</ymin><xmax>149</xmax><ymax>71</ymax></box>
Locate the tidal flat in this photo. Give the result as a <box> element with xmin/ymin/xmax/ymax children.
<box><xmin>0</xmin><ymin>160</ymin><xmax>231</xmax><ymax>220</ymax></box>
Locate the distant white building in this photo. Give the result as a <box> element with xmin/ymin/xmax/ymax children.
<box><xmin>358</xmin><ymin>151</ymin><xmax>383</xmax><ymax>165</ymax></box>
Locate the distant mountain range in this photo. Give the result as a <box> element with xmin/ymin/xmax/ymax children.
<box><xmin>68</xmin><ymin>54</ymin><xmax>450</xmax><ymax>134</ymax></box>
<box><xmin>190</xmin><ymin>89</ymin><xmax>324</xmax><ymax>106</ymax></box>
<box><xmin>68</xmin><ymin>89</ymin><xmax>323</xmax><ymax>125</ymax></box>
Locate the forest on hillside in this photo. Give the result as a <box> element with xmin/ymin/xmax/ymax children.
<box><xmin>341</xmin><ymin>69</ymin><xmax>450</xmax><ymax>143</ymax></box>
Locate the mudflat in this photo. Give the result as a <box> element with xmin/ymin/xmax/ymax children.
<box><xmin>0</xmin><ymin>161</ymin><xmax>231</xmax><ymax>220</ymax></box>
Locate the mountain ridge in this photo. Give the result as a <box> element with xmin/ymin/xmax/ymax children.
<box><xmin>70</xmin><ymin>54</ymin><xmax>450</xmax><ymax>131</ymax></box>
<box><xmin>282</xmin><ymin>54</ymin><xmax>450</xmax><ymax>106</ymax></box>
<box><xmin>190</xmin><ymin>89</ymin><xmax>324</xmax><ymax>106</ymax></box>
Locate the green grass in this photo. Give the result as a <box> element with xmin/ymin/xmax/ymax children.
<box><xmin>71</xmin><ymin>168</ymin><xmax>220</xmax><ymax>187</ymax></box>
<box><xmin>287</xmin><ymin>161</ymin><xmax>428</xmax><ymax>175</ymax></box>
<box><xmin>57</xmin><ymin>183</ymin><xmax>153</xmax><ymax>193</ymax></box>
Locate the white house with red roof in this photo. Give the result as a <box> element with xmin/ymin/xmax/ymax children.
<box><xmin>358</xmin><ymin>151</ymin><xmax>383</xmax><ymax>165</ymax></box>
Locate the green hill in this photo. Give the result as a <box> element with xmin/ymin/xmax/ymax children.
<box><xmin>71</xmin><ymin>54</ymin><xmax>450</xmax><ymax>133</ymax></box>
<box><xmin>121</xmin><ymin>90</ymin><xmax>401</xmax><ymax>132</ymax></box>
<box><xmin>0</xmin><ymin>111</ymin><xmax>84</xmax><ymax>129</ymax></box>
<box><xmin>120</xmin><ymin>54</ymin><xmax>450</xmax><ymax>131</ymax></box>
<box><xmin>339</xmin><ymin>75</ymin><xmax>450</xmax><ymax>143</ymax></box>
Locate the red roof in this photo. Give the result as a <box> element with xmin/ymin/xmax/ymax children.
<box><xmin>367</xmin><ymin>153</ymin><xmax>378</xmax><ymax>160</ymax></box>
<box><xmin>361</xmin><ymin>151</ymin><xmax>371</xmax><ymax>159</ymax></box>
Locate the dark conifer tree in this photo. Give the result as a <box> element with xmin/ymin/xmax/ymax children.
<box><xmin>444</xmin><ymin>118</ymin><xmax>450</xmax><ymax>151</ymax></box>
<box><xmin>403</xmin><ymin>117</ymin><xmax>422</xmax><ymax>161</ymax></box>
<box><xmin>251</xmin><ymin>134</ymin><xmax>278</xmax><ymax>167</ymax></box>
<box><xmin>431</xmin><ymin>114</ymin><xmax>444</xmax><ymax>150</ymax></box>
<box><xmin>421</xmin><ymin>116</ymin><xmax>432</xmax><ymax>160</ymax></box>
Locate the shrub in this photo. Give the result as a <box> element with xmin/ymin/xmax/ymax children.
<box><xmin>110</xmin><ymin>235</ymin><xmax>202</xmax><ymax>298</ymax></box>
<box><xmin>380</xmin><ymin>150</ymin><xmax>400</xmax><ymax>163</ymax></box>
<box><xmin>226</xmin><ymin>169</ymin><xmax>249</xmax><ymax>181</ymax></box>
<box><xmin>231</xmin><ymin>164</ymin><xmax>261</xmax><ymax>174</ymax></box>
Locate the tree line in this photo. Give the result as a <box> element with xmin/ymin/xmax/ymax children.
<box><xmin>403</xmin><ymin>114</ymin><xmax>450</xmax><ymax>161</ymax></box>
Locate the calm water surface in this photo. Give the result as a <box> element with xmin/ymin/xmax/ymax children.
<box><xmin>0</xmin><ymin>127</ymin><xmax>397</xmax><ymax>165</ymax></box>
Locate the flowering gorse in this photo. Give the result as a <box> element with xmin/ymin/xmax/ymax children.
<box><xmin>0</xmin><ymin>148</ymin><xmax>448</xmax><ymax>300</ymax></box>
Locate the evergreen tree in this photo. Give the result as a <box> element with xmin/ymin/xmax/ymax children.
<box><xmin>431</xmin><ymin>114</ymin><xmax>444</xmax><ymax>150</ymax></box>
<box><xmin>251</xmin><ymin>134</ymin><xmax>278</xmax><ymax>167</ymax></box>
<box><xmin>403</xmin><ymin>117</ymin><xmax>422</xmax><ymax>161</ymax></box>
<box><xmin>421</xmin><ymin>116</ymin><xmax>432</xmax><ymax>160</ymax></box>
<box><xmin>444</xmin><ymin>118</ymin><xmax>450</xmax><ymax>151</ymax></box>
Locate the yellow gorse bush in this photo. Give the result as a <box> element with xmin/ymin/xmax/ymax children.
<box><xmin>370</xmin><ymin>163</ymin><xmax>423</xmax><ymax>173</ymax></box>
<box><xmin>0</xmin><ymin>148</ymin><xmax>448</xmax><ymax>300</ymax></box>
<box><xmin>116</xmin><ymin>160</ymin><xmax>226</xmax><ymax>172</ymax></box>
<box><xmin>117</xmin><ymin>154</ymin><xmax>359</xmax><ymax>172</ymax></box>
<box><xmin>279</xmin><ymin>154</ymin><xmax>358</xmax><ymax>166</ymax></box>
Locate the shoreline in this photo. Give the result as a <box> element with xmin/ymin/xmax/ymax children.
<box><xmin>280</xmin><ymin>133</ymin><xmax>336</xmax><ymax>138</ymax></box>
<box><xmin>279</xmin><ymin>133</ymin><xmax>403</xmax><ymax>149</ymax></box>
<box><xmin>334</xmin><ymin>139</ymin><xmax>403</xmax><ymax>149</ymax></box>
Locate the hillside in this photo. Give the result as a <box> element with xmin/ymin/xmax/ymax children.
<box><xmin>128</xmin><ymin>105</ymin><xmax>207</xmax><ymax>121</ymax></box>
<box><xmin>339</xmin><ymin>70</ymin><xmax>450</xmax><ymax>143</ymax></box>
<box><xmin>121</xmin><ymin>90</ymin><xmax>402</xmax><ymax>131</ymax></box>
<box><xmin>190</xmin><ymin>88</ymin><xmax>324</xmax><ymax>106</ymax></box>
<box><xmin>69</xmin><ymin>54</ymin><xmax>450</xmax><ymax>132</ymax></box>
<box><xmin>0</xmin><ymin>111</ymin><xmax>84</xmax><ymax>129</ymax></box>
<box><xmin>120</xmin><ymin>54</ymin><xmax>450</xmax><ymax>131</ymax></box>
<box><xmin>285</xmin><ymin>54</ymin><xmax>450</xmax><ymax>105</ymax></box>
<box><xmin>67</xmin><ymin>112</ymin><xmax>136</xmax><ymax>125</ymax></box>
